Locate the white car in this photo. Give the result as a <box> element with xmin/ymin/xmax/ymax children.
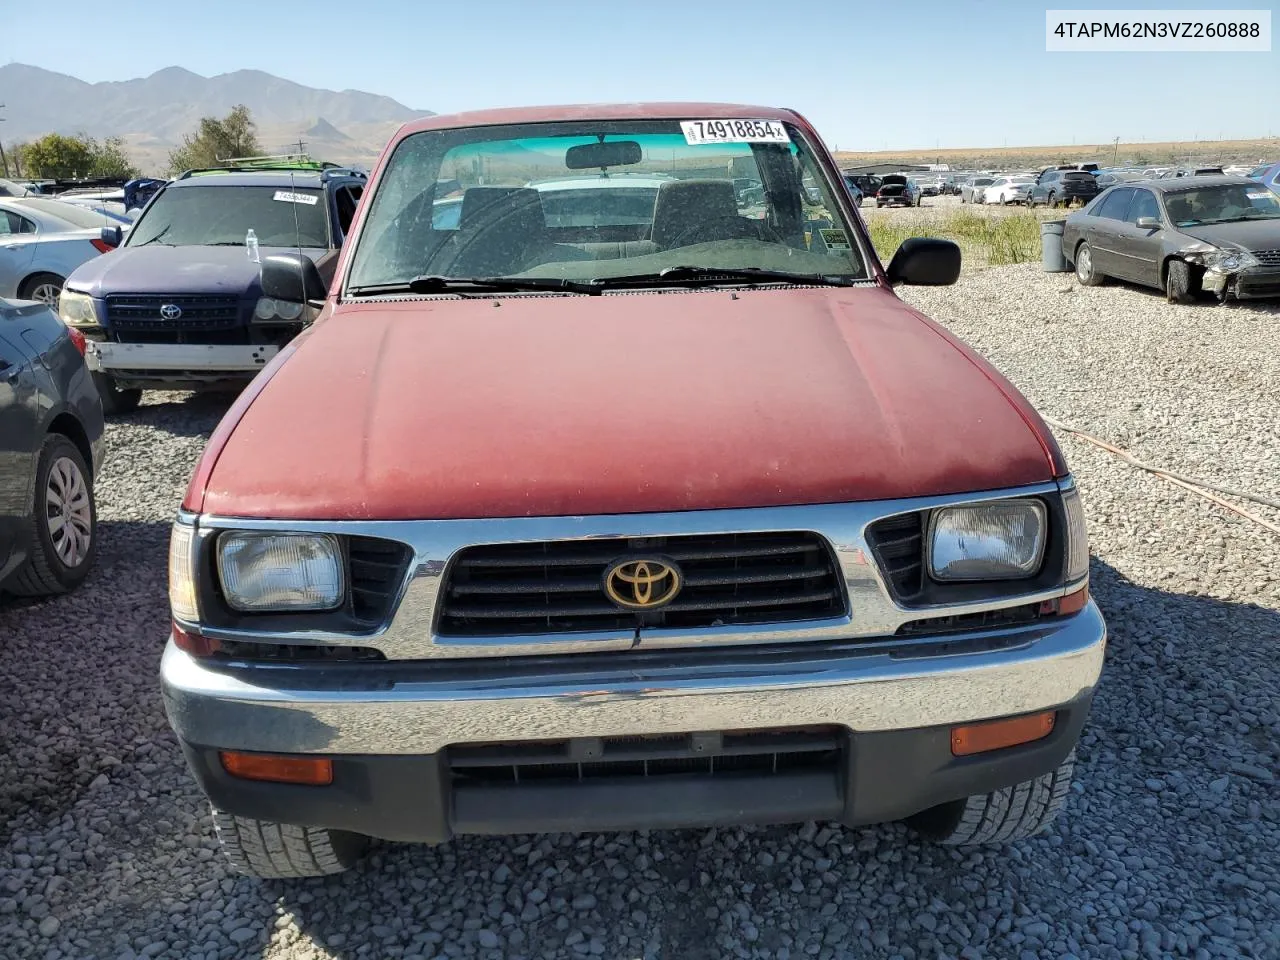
<box><xmin>982</xmin><ymin>176</ymin><xmax>1035</xmax><ymax>205</ymax></box>
<box><xmin>0</xmin><ymin>198</ymin><xmax>123</xmax><ymax>304</ymax></box>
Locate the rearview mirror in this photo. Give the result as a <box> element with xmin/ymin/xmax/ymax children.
<box><xmin>100</xmin><ymin>225</ymin><xmax>123</xmax><ymax>249</ymax></box>
<box><xmin>885</xmin><ymin>237</ymin><xmax>961</xmax><ymax>286</ymax></box>
<box><xmin>260</xmin><ymin>253</ymin><xmax>327</xmax><ymax>304</ymax></box>
<box><xmin>565</xmin><ymin>140</ymin><xmax>642</xmax><ymax>170</ymax></box>
<box><xmin>1135</xmin><ymin>216</ymin><xmax>1161</xmax><ymax>230</ymax></box>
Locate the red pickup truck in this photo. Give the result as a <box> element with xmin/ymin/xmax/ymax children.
<box><xmin>161</xmin><ymin>103</ymin><xmax>1105</xmax><ymax>878</ymax></box>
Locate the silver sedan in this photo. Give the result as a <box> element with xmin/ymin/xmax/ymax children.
<box><xmin>0</xmin><ymin>198</ymin><xmax>121</xmax><ymax>304</ymax></box>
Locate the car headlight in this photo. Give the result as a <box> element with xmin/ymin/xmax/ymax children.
<box><xmin>58</xmin><ymin>290</ymin><xmax>98</xmax><ymax>327</ymax></box>
<box><xmin>217</xmin><ymin>532</ymin><xmax>345</xmax><ymax>612</ymax></box>
<box><xmin>1186</xmin><ymin>249</ymin><xmax>1260</xmax><ymax>272</ymax></box>
<box><xmin>928</xmin><ymin>499</ymin><xmax>1046</xmax><ymax>581</ymax></box>
<box><xmin>253</xmin><ymin>297</ymin><xmax>307</xmax><ymax>322</ymax></box>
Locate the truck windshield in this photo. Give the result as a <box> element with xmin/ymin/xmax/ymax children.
<box><xmin>346</xmin><ymin>120</ymin><xmax>868</xmax><ymax>291</ymax></box>
<box><xmin>126</xmin><ymin>185</ymin><xmax>329</xmax><ymax>248</ymax></box>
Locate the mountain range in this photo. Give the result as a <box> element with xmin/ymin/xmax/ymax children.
<box><xmin>0</xmin><ymin>64</ymin><xmax>434</xmax><ymax>174</ymax></box>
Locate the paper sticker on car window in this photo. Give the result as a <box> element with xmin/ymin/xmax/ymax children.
<box><xmin>273</xmin><ymin>191</ymin><xmax>319</xmax><ymax>205</ymax></box>
<box><xmin>681</xmin><ymin>120</ymin><xmax>790</xmax><ymax>146</ymax></box>
<box><xmin>1246</xmin><ymin>190</ymin><xmax>1271</xmax><ymax>200</ymax></box>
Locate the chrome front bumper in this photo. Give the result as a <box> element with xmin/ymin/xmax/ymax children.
<box><xmin>161</xmin><ymin>600</ymin><xmax>1106</xmax><ymax>756</ymax></box>
<box><xmin>85</xmin><ymin>341</ymin><xmax>278</xmax><ymax>374</ymax></box>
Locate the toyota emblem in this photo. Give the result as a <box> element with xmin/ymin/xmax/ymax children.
<box><xmin>159</xmin><ymin>303</ymin><xmax>183</xmax><ymax>320</ymax></box>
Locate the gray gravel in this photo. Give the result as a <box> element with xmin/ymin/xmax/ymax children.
<box><xmin>1</xmin><ymin>261</ymin><xmax>1278</xmax><ymax>960</ymax></box>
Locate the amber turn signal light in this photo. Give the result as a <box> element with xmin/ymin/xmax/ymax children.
<box><xmin>951</xmin><ymin>711</ymin><xmax>1056</xmax><ymax>757</ymax></box>
<box><xmin>220</xmin><ymin>751</ymin><xmax>334</xmax><ymax>786</ymax></box>
<box><xmin>1039</xmin><ymin>585</ymin><xmax>1089</xmax><ymax>617</ymax></box>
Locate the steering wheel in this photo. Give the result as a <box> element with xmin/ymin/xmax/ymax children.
<box><xmin>666</xmin><ymin>216</ymin><xmax>781</xmax><ymax>249</ymax></box>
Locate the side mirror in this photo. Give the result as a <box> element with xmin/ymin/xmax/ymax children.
<box><xmin>260</xmin><ymin>253</ymin><xmax>327</xmax><ymax>304</ymax></box>
<box><xmin>1135</xmin><ymin>216</ymin><xmax>1161</xmax><ymax>230</ymax></box>
<box><xmin>885</xmin><ymin>237</ymin><xmax>961</xmax><ymax>286</ymax></box>
<box><xmin>100</xmin><ymin>225</ymin><xmax>123</xmax><ymax>249</ymax></box>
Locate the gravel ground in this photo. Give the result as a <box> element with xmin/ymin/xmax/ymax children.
<box><xmin>1</xmin><ymin>259</ymin><xmax>1278</xmax><ymax>960</ymax></box>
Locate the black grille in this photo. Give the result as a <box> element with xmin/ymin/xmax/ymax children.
<box><xmin>348</xmin><ymin>536</ymin><xmax>412</xmax><ymax>624</ymax></box>
<box><xmin>436</xmin><ymin>532</ymin><xmax>844</xmax><ymax>636</ymax></box>
<box><xmin>106</xmin><ymin>294</ymin><xmax>242</xmax><ymax>328</ymax></box>
<box><xmin>1252</xmin><ymin>249</ymin><xmax>1280</xmax><ymax>265</ymax></box>
<box><xmin>896</xmin><ymin>601</ymin><xmax>1044</xmax><ymax>636</ymax></box>
<box><xmin>449</xmin><ymin>727</ymin><xmax>842</xmax><ymax>784</ymax></box>
<box><xmin>866</xmin><ymin>512</ymin><xmax>925</xmax><ymax>601</ymax></box>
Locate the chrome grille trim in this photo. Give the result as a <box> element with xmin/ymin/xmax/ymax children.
<box><xmin>187</xmin><ymin>479</ymin><xmax>1078</xmax><ymax>660</ymax></box>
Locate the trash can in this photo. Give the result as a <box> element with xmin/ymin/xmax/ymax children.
<box><xmin>1040</xmin><ymin>219</ymin><xmax>1068</xmax><ymax>273</ymax></box>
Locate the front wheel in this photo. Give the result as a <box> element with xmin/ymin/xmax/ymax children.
<box><xmin>212</xmin><ymin>807</ymin><xmax>369</xmax><ymax>878</ymax></box>
<box><xmin>91</xmin><ymin>372</ymin><xmax>143</xmax><ymax>415</ymax></box>
<box><xmin>1166</xmin><ymin>258</ymin><xmax>1195</xmax><ymax>304</ymax></box>
<box><xmin>6</xmin><ymin>434</ymin><xmax>97</xmax><ymax>596</ymax></box>
<box><xmin>1075</xmin><ymin>242</ymin><xmax>1105</xmax><ymax>286</ymax></box>
<box><xmin>909</xmin><ymin>750</ymin><xmax>1076</xmax><ymax>845</ymax></box>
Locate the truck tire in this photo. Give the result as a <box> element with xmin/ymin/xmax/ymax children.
<box><xmin>909</xmin><ymin>750</ymin><xmax>1075</xmax><ymax>845</ymax></box>
<box><xmin>91</xmin><ymin>372</ymin><xmax>142</xmax><ymax>415</ymax></box>
<box><xmin>212</xmin><ymin>808</ymin><xmax>369</xmax><ymax>878</ymax></box>
<box><xmin>1165</xmin><ymin>258</ymin><xmax>1195</xmax><ymax>304</ymax></box>
<box><xmin>7</xmin><ymin>434</ymin><xmax>97</xmax><ymax>596</ymax></box>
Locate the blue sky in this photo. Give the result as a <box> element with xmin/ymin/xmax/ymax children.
<box><xmin>7</xmin><ymin>0</ymin><xmax>1277</xmax><ymax>149</ymax></box>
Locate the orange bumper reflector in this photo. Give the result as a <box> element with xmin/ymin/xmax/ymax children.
<box><xmin>1039</xmin><ymin>585</ymin><xmax>1089</xmax><ymax>618</ymax></box>
<box><xmin>951</xmin><ymin>711</ymin><xmax>1056</xmax><ymax>757</ymax></box>
<box><xmin>173</xmin><ymin>622</ymin><xmax>221</xmax><ymax>658</ymax></box>
<box><xmin>220</xmin><ymin>751</ymin><xmax>334</xmax><ymax>786</ymax></box>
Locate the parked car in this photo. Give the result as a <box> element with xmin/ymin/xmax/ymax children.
<box><xmin>159</xmin><ymin>102</ymin><xmax>1104</xmax><ymax>879</ymax></box>
<box><xmin>841</xmin><ymin>175</ymin><xmax>865</xmax><ymax>206</ymax></box>
<box><xmin>0</xmin><ymin>197</ymin><xmax>124</xmax><ymax>305</ymax></box>
<box><xmin>1170</xmin><ymin>166</ymin><xmax>1226</xmax><ymax>179</ymax></box>
<box><xmin>1247</xmin><ymin>161</ymin><xmax>1279</xmax><ymax>195</ymax></box>
<box><xmin>0</xmin><ymin>298</ymin><xmax>104</xmax><ymax>597</ymax></box>
<box><xmin>57</xmin><ymin>159</ymin><xmax>367</xmax><ymax>414</ymax></box>
<box><xmin>876</xmin><ymin>173</ymin><xmax>921</xmax><ymax>207</ymax></box>
<box><xmin>1027</xmin><ymin>168</ymin><xmax>1099</xmax><ymax>208</ymax></box>
<box><xmin>843</xmin><ymin>173</ymin><xmax>883</xmax><ymax>201</ymax></box>
<box><xmin>983</xmin><ymin>176</ymin><xmax>1035</xmax><ymax>205</ymax></box>
<box><xmin>959</xmin><ymin>176</ymin><xmax>996</xmax><ymax>203</ymax></box>
<box><xmin>1062</xmin><ymin>176</ymin><xmax>1280</xmax><ymax>303</ymax></box>
<box><xmin>917</xmin><ymin>176</ymin><xmax>944</xmax><ymax>197</ymax></box>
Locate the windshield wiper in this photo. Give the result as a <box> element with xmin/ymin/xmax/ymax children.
<box><xmin>136</xmin><ymin>225</ymin><xmax>172</xmax><ymax>247</ymax></box>
<box><xmin>348</xmin><ymin>275</ymin><xmax>601</xmax><ymax>297</ymax></box>
<box><xmin>591</xmin><ymin>266</ymin><xmax>859</xmax><ymax>289</ymax></box>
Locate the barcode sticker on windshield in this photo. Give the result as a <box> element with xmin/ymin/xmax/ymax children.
<box><xmin>273</xmin><ymin>191</ymin><xmax>318</xmax><ymax>205</ymax></box>
<box><xmin>681</xmin><ymin>119</ymin><xmax>790</xmax><ymax>145</ymax></box>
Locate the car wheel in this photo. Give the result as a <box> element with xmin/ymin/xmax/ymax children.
<box><xmin>91</xmin><ymin>372</ymin><xmax>143</xmax><ymax>415</ymax></box>
<box><xmin>908</xmin><ymin>751</ymin><xmax>1075</xmax><ymax>845</ymax></box>
<box><xmin>18</xmin><ymin>273</ymin><xmax>65</xmax><ymax>306</ymax></box>
<box><xmin>5</xmin><ymin>434</ymin><xmax>97</xmax><ymax>596</ymax></box>
<box><xmin>1047</xmin><ymin>192</ymin><xmax>1058</xmax><ymax>209</ymax></box>
<box><xmin>212</xmin><ymin>807</ymin><xmax>369</xmax><ymax>878</ymax></box>
<box><xmin>1165</xmin><ymin>258</ymin><xmax>1195</xmax><ymax>304</ymax></box>
<box><xmin>1074</xmin><ymin>242</ymin><xmax>1105</xmax><ymax>286</ymax></box>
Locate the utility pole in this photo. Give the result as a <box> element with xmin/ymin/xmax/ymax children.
<box><xmin>0</xmin><ymin>104</ymin><xmax>8</xmax><ymax>179</ymax></box>
<box><xmin>1112</xmin><ymin>137</ymin><xmax>1120</xmax><ymax>164</ymax></box>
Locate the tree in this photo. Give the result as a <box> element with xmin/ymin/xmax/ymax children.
<box><xmin>168</xmin><ymin>105</ymin><xmax>263</xmax><ymax>174</ymax></box>
<box><xmin>18</xmin><ymin>133</ymin><xmax>140</xmax><ymax>180</ymax></box>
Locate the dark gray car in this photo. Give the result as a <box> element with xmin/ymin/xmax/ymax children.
<box><xmin>1</xmin><ymin>299</ymin><xmax>105</xmax><ymax>596</ymax></box>
<box><xmin>1062</xmin><ymin>176</ymin><xmax>1280</xmax><ymax>303</ymax></box>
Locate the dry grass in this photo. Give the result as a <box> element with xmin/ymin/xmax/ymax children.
<box><xmin>865</xmin><ymin>207</ymin><xmax>1065</xmax><ymax>267</ymax></box>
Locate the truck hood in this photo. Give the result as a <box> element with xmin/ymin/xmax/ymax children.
<box><xmin>200</xmin><ymin>286</ymin><xmax>1059</xmax><ymax>520</ymax></box>
<box><xmin>64</xmin><ymin>244</ymin><xmax>317</xmax><ymax>298</ymax></box>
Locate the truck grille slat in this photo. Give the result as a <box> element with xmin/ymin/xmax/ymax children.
<box><xmin>105</xmin><ymin>294</ymin><xmax>248</xmax><ymax>344</ymax></box>
<box><xmin>347</xmin><ymin>537</ymin><xmax>413</xmax><ymax>624</ymax></box>
<box><xmin>437</xmin><ymin>532</ymin><xmax>844</xmax><ymax>636</ymax></box>
<box><xmin>866</xmin><ymin>512</ymin><xmax>925</xmax><ymax>601</ymax></box>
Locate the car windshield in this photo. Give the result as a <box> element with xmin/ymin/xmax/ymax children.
<box><xmin>126</xmin><ymin>184</ymin><xmax>329</xmax><ymax>248</ymax></box>
<box><xmin>1247</xmin><ymin>164</ymin><xmax>1272</xmax><ymax>178</ymax></box>
<box><xmin>1163</xmin><ymin>184</ymin><xmax>1280</xmax><ymax>226</ymax></box>
<box><xmin>346</xmin><ymin>120</ymin><xmax>868</xmax><ymax>291</ymax></box>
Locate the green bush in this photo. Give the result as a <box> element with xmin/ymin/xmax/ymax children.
<box><xmin>867</xmin><ymin>210</ymin><xmax>1056</xmax><ymax>268</ymax></box>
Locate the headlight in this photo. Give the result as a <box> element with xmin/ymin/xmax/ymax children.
<box><xmin>928</xmin><ymin>499</ymin><xmax>1046</xmax><ymax>581</ymax></box>
<box><xmin>1187</xmin><ymin>249</ymin><xmax>1260</xmax><ymax>272</ymax></box>
<box><xmin>254</xmin><ymin>297</ymin><xmax>309</xmax><ymax>322</ymax></box>
<box><xmin>58</xmin><ymin>290</ymin><xmax>98</xmax><ymax>327</ymax></box>
<box><xmin>217</xmin><ymin>532</ymin><xmax>345</xmax><ymax>612</ymax></box>
<box><xmin>168</xmin><ymin>521</ymin><xmax>200</xmax><ymax>622</ymax></box>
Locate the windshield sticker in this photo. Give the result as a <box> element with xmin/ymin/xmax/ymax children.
<box><xmin>681</xmin><ymin>120</ymin><xmax>790</xmax><ymax>146</ymax></box>
<box><xmin>273</xmin><ymin>191</ymin><xmax>319</xmax><ymax>205</ymax></box>
<box><xmin>1246</xmin><ymin>190</ymin><xmax>1270</xmax><ymax>200</ymax></box>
